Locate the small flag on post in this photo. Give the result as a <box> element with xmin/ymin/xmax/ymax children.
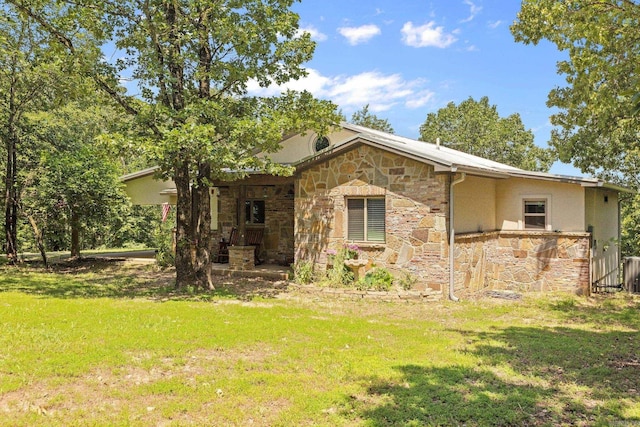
<box><xmin>161</xmin><ymin>203</ymin><xmax>171</xmax><ymax>223</ymax></box>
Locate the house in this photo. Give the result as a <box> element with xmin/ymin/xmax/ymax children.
<box><xmin>121</xmin><ymin>123</ymin><xmax>631</xmax><ymax>297</ymax></box>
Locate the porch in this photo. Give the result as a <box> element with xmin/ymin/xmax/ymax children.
<box><xmin>211</xmin><ymin>174</ymin><xmax>295</xmax><ymax>268</ymax></box>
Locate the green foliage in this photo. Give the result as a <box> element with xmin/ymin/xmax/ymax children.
<box><xmin>324</xmin><ymin>245</ymin><xmax>356</xmax><ymax>286</ymax></box>
<box><xmin>356</xmin><ymin>267</ymin><xmax>393</xmax><ymax>291</ymax></box>
<box><xmin>511</xmin><ymin>1</ymin><xmax>640</xmax><ymax>182</ymax></box>
<box><xmin>20</xmin><ymin>99</ymin><xmax>133</xmax><ymax>255</ymax></box>
<box><xmin>350</xmin><ymin>104</ymin><xmax>395</xmax><ymax>133</ymax></box>
<box><xmin>398</xmin><ymin>272</ymin><xmax>418</xmax><ymax>291</ymax></box>
<box><xmin>293</xmin><ymin>260</ymin><xmax>314</xmax><ymax>285</ymax></box>
<box><xmin>153</xmin><ymin>207</ymin><xmax>176</xmax><ymax>268</ymax></box>
<box><xmin>419</xmin><ymin>96</ymin><xmax>555</xmax><ymax>172</ymax></box>
<box><xmin>621</xmin><ymin>194</ymin><xmax>640</xmax><ymax>257</ymax></box>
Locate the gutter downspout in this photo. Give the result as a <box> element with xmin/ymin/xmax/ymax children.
<box><xmin>449</xmin><ymin>169</ymin><xmax>466</xmax><ymax>301</ymax></box>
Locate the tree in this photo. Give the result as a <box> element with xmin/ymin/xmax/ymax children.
<box><xmin>0</xmin><ymin>12</ymin><xmax>66</xmax><ymax>262</ymax></box>
<box><xmin>419</xmin><ymin>96</ymin><xmax>554</xmax><ymax>171</ymax></box>
<box><xmin>350</xmin><ymin>104</ymin><xmax>395</xmax><ymax>133</ymax></box>
<box><xmin>510</xmin><ymin>0</ymin><xmax>640</xmax><ymax>184</ymax></box>
<box><xmin>23</xmin><ymin>99</ymin><xmax>130</xmax><ymax>258</ymax></box>
<box><xmin>8</xmin><ymin>0</ymin><xmax>340</xmax><ymax>288</ymax></box>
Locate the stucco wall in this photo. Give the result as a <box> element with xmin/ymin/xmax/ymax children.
<box><xmin>455</xmin><ymin>231</ymin><xmax>591</xmax><ymax>295</ymax></box>
<box><xmin>496</xmin><ymin>178</ymin><xmax>586</xmax><ymax>232</ymax></box>
<box><xmin>585</xmin><ymin>188</ymin><xmax>619</xmax><ymax>257</ymax></box>
<box><xmin>295</xmin><ymin>144</ymin><xmax>450</xmax><ymax>291</ymax></box>
<box><xmin>123</xmin><ymin>174</ymin><xmax>176</xmax><ymax>205</ymax></box>
<box><xmin>264</xmin><ymin>128</ymin><xmax>357</xmax><ymax>165</ymax></box>
<box><xmin>454</xmin><ymin>176</ymin><xmax>497</xmax><ymax>233</ymax></box>
<box><xmin>585</xmin><ymin>188</ymin><xmax>620</xmax><ymax>286</ymax></box>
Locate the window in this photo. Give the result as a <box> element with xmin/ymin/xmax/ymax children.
<box><xmin>314</xmin><ymin>136</ymin><xmax>329</xmax><ymax>152</ymax></box>
<box><xmin>523</xmin><ymin>200</ymin><xmax>546</xmax><ymax>229</ymax></box>
<box><xmin>245</xmin><ymin>200</ymin><xmax>265</xmax><ymax>224</ymax></box>
<box><xmin>347</xmin><ymin>198</ymin><xmax>385</xmax><ymax>242</ymax></box>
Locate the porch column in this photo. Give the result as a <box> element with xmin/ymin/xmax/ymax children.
<box><xmin>229</xmin><ymin>245</ymin><xmax>255</xmax><ymax>270</ymax></box>
<box><xmin>238</xmin><ymin>184</ymin><xmax>247</xmax><ymax>245</ymax></box>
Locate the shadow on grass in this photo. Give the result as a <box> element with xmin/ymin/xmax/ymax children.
<box><xmin>354</xmin><ymin>365</ymin><xmax>555</xmax><ymax>426</ymax></box>
<box><xmin>355</xmin><ymin>323</ymin><xmax>640</xmax><ymax>426</ymax></box>
<box><xmin>0</xmin><ymin>259</ymin><xmax>288</xmax><ymax>301</ymax></box>
<box><xmin>547</xmin><ymin>294</ymin><xmax>640</xmax><ymax>330</ymax></box>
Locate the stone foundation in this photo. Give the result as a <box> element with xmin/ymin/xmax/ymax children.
<box><xmin>455</xmin><ymin>231</ymin><xmax>591</xmax><ymax>295</ymax></box>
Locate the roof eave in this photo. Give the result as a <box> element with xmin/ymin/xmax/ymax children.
<box><xmin>120</xmin><ymin>166</ymin><xmax>161</xmax><ymax>182</ymax></box>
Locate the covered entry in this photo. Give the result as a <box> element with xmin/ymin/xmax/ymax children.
<box><xmin>212</xmin><ymin>174</ymin><xmax>295</xmax><ymax>266</ymax></box>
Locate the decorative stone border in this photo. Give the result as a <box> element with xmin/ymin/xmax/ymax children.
<box><xmin>287</xmin><ymin>283</ymin><xmax>442</xmax><ymax>302</ymax></box>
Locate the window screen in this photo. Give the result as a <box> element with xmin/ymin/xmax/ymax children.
<box><xmin>524</xmin><ymin>200</ymin><xmax>546</xmax><ymax>229</ymax></box>
<box><xmin>347</xmin><ymin>198</ymin><xmax>385</xmax><ymax>242</ymax></box>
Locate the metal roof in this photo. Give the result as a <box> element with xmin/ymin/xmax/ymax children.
<box><xmin>118</xmin><ymin>123</ymin><xmax>634</xmax><ymax>194</ymax></box>
<box><xmin>295</xmin><ymin>122</ymin><xmax>634</xmax><ymax>193</ymax></box>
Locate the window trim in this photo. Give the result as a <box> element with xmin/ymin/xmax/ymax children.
<box><xmin>309</xmin><ymin>133</ymin><xmax>331</xmax><ymax>153</ymax></box>
<box><xmin>523</xmin><ymin>198</ymin><xmax>547</xmax><ymax>230</ymax></box>
<box><xmin>347</xmin><ymin>197</ymin><xmax>386</xmax><ymax>243</ymax></box>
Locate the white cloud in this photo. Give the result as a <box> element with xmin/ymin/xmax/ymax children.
<box><xmin>298</xmin><ymin>25</ymin><xmax>327</xmax><ymax>42</ymax></box>
<box><xmin>246</xmin><ymin>68</ymin><xmax>331</xmax><ymax>97</ymax></box>
<box><xmin>328</xmin><ymin>72</ymin><xmax>414</xmax><ymax>107</ymax></box>
<box><xmin>338</xmin><ymin>24</ymin><xmax>381</xmax><ymax>45</ymax></box>
<box><xmin>405</xmin><ymin>90</ymin><xmax>435</xmax><ymax>109</ymax></box>
<box><xmin>460</xmin><ymin>0</ymin><xmax>482</xmax><ymax>23</ymax></box>
<box><xmin>401</xmin><ymin>21</ymin><xmax>457</xmax><ymax>48</ymax></box>
<box><xmin>488</xmin><ymin>20</ymin><xmax>502</xmax><ymax>29</ymax></box>
<box><xmin>247</xmin><ymin>69</ymin><xmax>435</xmax><ymax>112</ymax></box>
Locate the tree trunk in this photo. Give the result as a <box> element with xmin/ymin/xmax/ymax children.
<box><xmin>193</xmin><ymin>162</ymin><xmax>213</xmax><ymax>289</ymax></box>
<box><xmin>4</xmin><ymin>124</ymin><xmax>18</xmax><ymax>264</ymax></box>
<box><xmin>26</xmin><ymin>213</ymin><xmax>48</xmax><ymax>268</ymax></box>
<box><xmin>70</xmin><ymin>209</ymin><xmax>80</xmax><ymax>258</ymax></box>
<box><xmin>174</xmin><ymin>160</ymin><xmax>194</xmax><ymax>288</ymax></box>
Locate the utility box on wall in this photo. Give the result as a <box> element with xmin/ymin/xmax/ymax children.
<box><xmin>623</xmin><ymin>257</ymin><xmax>640</xmax><ymax>293</ymax></box>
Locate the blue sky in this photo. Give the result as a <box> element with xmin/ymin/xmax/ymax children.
<box><xmin>247</xmin><ymin>0</ymin><xmax>581</xmax><ymax>176</ymax></box>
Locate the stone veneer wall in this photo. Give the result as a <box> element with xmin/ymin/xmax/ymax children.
<box><xmin>455</xmin><ymin>231</ymin><xmax>591</xmax><ymax>295</ymax></box>
<box><xmin>213</xmin><ymin>182</ymin><xmax>295</xmax><ymax>264</ymax></box>
<box><xmin>295</xmin><ymin>144</ymin><xmax>450</xmax><ymax>291</ymax></box>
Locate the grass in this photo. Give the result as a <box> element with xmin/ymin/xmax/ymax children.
<box><xmin>0</xmin><ymin>261</ymin><xmax>639</xmax><ymax>426</ymax></box>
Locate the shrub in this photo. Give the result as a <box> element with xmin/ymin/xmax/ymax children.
<box><xmin>294</xmin><ymin>261</ymin><xmax>314</xmax><ymax>284</ymax></box>
<box><xmin>356</xmin><ymin>267</ymin><xmax>394</xmax><ymax>291</ymax></box>
<box><xmin>155</xmin><ymin>238</ymin><xmax>175</xmax><ymax>268</ymax></box>
<box><xmin>325</xmin><ymin>246</ymin><xmax>355</xmax><ymax>286</ymax></box>
<box><xmin>398</xmin><ymin>272</ymin><xmax>418</xmax><ymax>290</ymax></box>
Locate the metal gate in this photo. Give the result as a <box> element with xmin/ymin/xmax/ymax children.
<box><xmin>592</xmin><ymin>250</ymin><xmax>621</xmax><ymax>293</ymax></box>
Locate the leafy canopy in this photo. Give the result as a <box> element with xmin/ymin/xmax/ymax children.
<box><xmin>4</xmin><ymin>0</ymin><xmax>341</xmax><ymax>286</ymax></box>
<box><xmin>511</xmin><ymin>0</ymin><xmax>640</xmax><ymax>185</ymax></box>
<box><xmin>419</xmin><ymin>96</ymin><xmax>554</xmax><ymax>172</ymax></box>
<box><xmin>350</xmin><ymin>104</ymin><xmax>395</xmax><ymax>133</ymax></box>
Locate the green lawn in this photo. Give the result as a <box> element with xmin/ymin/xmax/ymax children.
<box><xmin>0</xmin><ymin>262</ymin><xmax>638</xmax><ymax>426</ymax></box>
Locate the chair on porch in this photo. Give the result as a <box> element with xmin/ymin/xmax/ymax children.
<box><xmin>245</xmin><ymin>228</ymin><xmax>264</xmax><ymax>265</ymax></box>
<box><xmin>216</xmin><ymin>227</ymin><xmax>238</xmax><ymax>263</ymax></box>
